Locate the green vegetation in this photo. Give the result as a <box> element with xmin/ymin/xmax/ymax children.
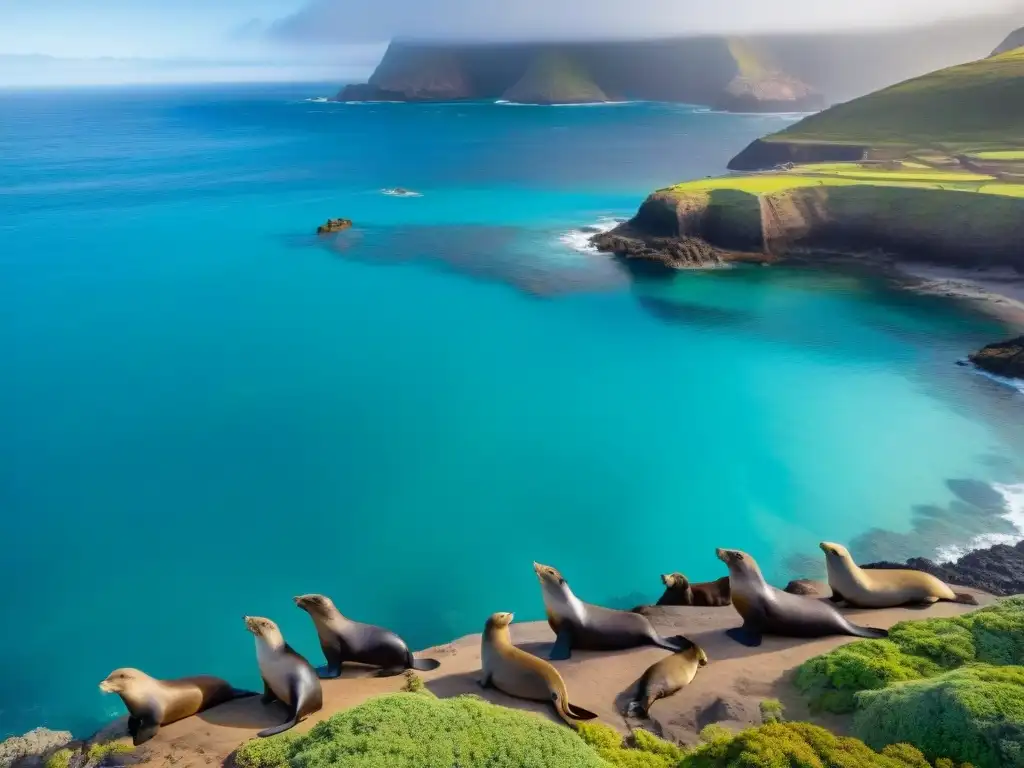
<box><xmin>678</xmin><ymin>722</ymin><xmax>968</xmax><ymax>768</ymax></box>
<box><xmin>401</xmin><ymin>670</ymin><xmax>426</xmax><ymax>693</ymax></box>
<box><xmin>234</xmin><ymin>693</ymin><xmax>611</xmax><ymax>768</ymax></box>
<box><xmin>726</xmin><ymin>39</ymin><xmax>774</xmax><ymax>79</ymax></box>
<box><xmin>758</xmin><ymin>699</ymin><xmax>784</xmax><ymax>724</ymax></box>
<box><xmin>855</xmin><ymin>665</ymin><xmax>1024</xmax><ymax>768</ymax></box>
<box><xmin>794</xmin><ymin>598</ymin><xmax>1024</xmax><ymax>768</ymax></box>
<box><xmin>766</xmin><ymin>48</ymin><xmax>1024</xmax><ymax>152</ymax></box>
<box><xmin>576</xmin><ymin>722</ymin><xmax>684</xmax><ymax>768</ymax></box>
<box><xmin>84</xmin><ymin>742</ymin><xmax>134</xmax><ymax>764</ymax></box>
<box><xmin>44</xmin><ymin>749</ymin><xmax>73</xmax><ymax>768</ymax></box>
<box><xmin>502</xmin><ymin>52</ymin><xmax>608</xmax><ymax>104</ymax></box>
<box><xmin>664</xmin><ymin>162</ymin><xmax>1024</xmax><ymax>198</ymax></box>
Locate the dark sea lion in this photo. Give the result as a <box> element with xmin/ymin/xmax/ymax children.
<box><xmin>656</xmin><ymin>573</ymin><xmax>732</xmax><ymax>606</ymax></box>
<box><xmin>716</xmin><ymin>548</ymin><xmax>889</xmax><ymax>648</ymax></box>
<box><xmin>99</xmin><ymin>668</ymin><xmax>256</xmax><ymax>745</ymax></box>
<box><xmin>243</xmin><ymin>616</ymin><xmax>323</xmax><ymax>737</ymax></box>
<box><xmin>533</xmin><ymin>562</ymin><xmax>694</xmax><ymax>660</ymax></box>
<box><xmin>294</xmin><ymin>593</ymin><xmax>441</xmax><ymax>678</ymax></box>
<box><xmin>821</xmin><ymin>542</ymin><xmax>978</xmax><ymax>608</ymax></box>
<box><xmin>627</xmin><ymin>642</ymin><xmax>708</xmax><ymax>717</ymax></box>
<box><xmin>479</xmin><ymin>612</ymin><xmax>598</xmax><ymax>726</ymax></box>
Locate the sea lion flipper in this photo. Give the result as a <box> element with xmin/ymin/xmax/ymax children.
<box><xmin>375</xmin><ymin>666</ymin><xmax>406</xmax><ymax>678</ymax></box>
<box><xmin>411</xmin><ymin>657</ymin><xmax>441</xmax><ymax>671</ymax></box>
<box><xmin>653</xmin><ymin>634</ymin><xmax>694</xmax><ymax>653</ymax></box>
<box><xmin>257</xmin><ymin>718</ymin><xmax>299</xmax><ymax>738</ymax></box>
<box><xmin>954</xmin><ymin>592</ymin><xmax>979</xmax><ymax>606</ymax></box>
<box><xmin>828</xmin><ymin>591</ymin><xmax>845</xmax><ymax>604</ymax></box>
<box><xmin>549</xmin><ymin>629</ymin><xmax>573</xmax><ymax>661</ymax></box>
<box><xmin>257</xmin><ymin>677</ymin><xmax>302</xmax><ymax>738</ymax></box>
<box><xmin>565</xmin><ymin>702</ymin><xmax>599</xmax><ymax>720</ymax></box>
<box><xmin>478</xmin><ymin>671</ymin><xmax>493</xmax><ymax>689</ymax></box>
<box><xmin>725</xmin><ymin>626</ymin><xmax>763</xmax><ymax>647</ymax></box>
<box><xmin>318</xmin><ymin>643</ymin><xmax>343</xmax><ymax>679</ymax></box>
<box><xmin>132</xmin><ymin>716</ymin><xmax>159</xmax><ymax>746</ymax></box>
<box><xmin>850</xmin><ymin>624</ymin><xmax>888</xmax><ymax>640</ymax></box>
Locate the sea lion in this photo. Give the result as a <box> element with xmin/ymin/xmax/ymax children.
<box><xmin>243</xmin><ymin>616</ymin><xmax>323</xmax><ymax>737</ymax></box>
<box><xmin>627</xmin><ymin>642</ymin><xmax>708</xmax><ymax>717</ymax></box>
<box><xmin>716</xmin><ymin>548</ymin><xmax>889</xmax><ymax>648</ymax></box>
<box><xmin>657</xmin><ymin>573</ymin><xmax>731</xmax><ymax>607</ymax></box>
<box><xmin>99</xmin><ymin>669</ymin><xmax>255</xmax><ymax>745</ymax></box>
<box><xmin>820</xmin><ymin>542</ymin><xmax>979</xmax><ymax>608</ymax></box>
<box><xmin>533</xmin><ymin>562</ymin><xmax>694</xmax><ymax>660</ymax></box>
<box><xmin>479</xmin><ymin>612</ymin><xmax>598</xmax><ymax>726</ymax></box>
<box><xmin>294</xmin><ymin>593</ymin><xmax>441</xmax><ymax>678</ymax></box>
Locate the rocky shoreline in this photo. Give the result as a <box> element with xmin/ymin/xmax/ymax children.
<box><xmin>862</xmin><ymin>538</ymin><xmax>1024</xmax><ymax>597</ymax></box>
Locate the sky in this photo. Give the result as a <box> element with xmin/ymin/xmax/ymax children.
<box><xmin>0</xmin><ymin>0</ymin><xmax>1022</xmax><ymax>85</ymax></box>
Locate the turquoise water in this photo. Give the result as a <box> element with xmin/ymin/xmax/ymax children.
<box><xmin>1</xmin><ymin>83</ymin><xmax>1023</xmax><ymax>739</ymax></box>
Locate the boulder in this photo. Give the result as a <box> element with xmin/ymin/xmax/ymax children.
<box><xmin>0</xmin><ymin>728</ymin><xmax>73</xmax><ymax>768</ymax></box>
<box><xmin>317</xmin><ymin>218</ymin><xmax>353</xmax><ymax>235</ymax></box>
<box><xmin>969</xmin><ymin>335</ymin><xmax>1024</xmax><ymax>379</ymax></box>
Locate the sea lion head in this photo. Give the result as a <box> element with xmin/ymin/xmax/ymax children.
<box><xmin>533</xmin><ymin>562</ymin><xmax>567</xmax><ymax>588</ymax></box>
<box><xmin>294</xmin><ymin>593</ymin><xmax>339</xmax><ymax>619</ymax></box>
<box><xmin>486</xmin><ymin>611</ymin><xmax>515</xmax><ymax>630</ymax></box>
<box><xmin>661</xmin><ymin>573</ymin><xmax>689</xmax><ymax>590</ymax></box>
<box><xmin>819</xmin><ymin>542</ymin><xmax>853</xmax><ymax>563</ymax></box>
<box><xmin>99</xmin><ymin>668</ymin><xmax>148</xmax><ymax>694</ymax></box>
<box><xmin>243</xmin><ymin>615</ymin><xmax>284</xmax><ymax>645</ymax></box>
<box><xmin>715</xmin><ymin>548</ymin><xmax>762</xmax><ymax>581</ymax></box>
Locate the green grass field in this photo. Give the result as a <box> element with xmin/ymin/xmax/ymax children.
<box><xmin>765</xmin><ymin>48</ymin><xmax>1024</xmax><ymax>153</ymax></box>
<box><xmin>664</xmin><ymin>162</ymin><xmax>1024</xmax><ymax>198</ymax></box>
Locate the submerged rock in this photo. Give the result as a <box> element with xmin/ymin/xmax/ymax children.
<box><xmin>969</xmin><ymin>335</ymin><xmax>1024</xmax><ymax>380</ymax></box>
<box><xmin>317</xmin><ymin>218</ymin><xmax>353</xmax><ymax>235</ymax></box>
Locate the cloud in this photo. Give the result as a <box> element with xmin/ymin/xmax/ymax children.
<box><xmin>270</xmin><ymin>0</ymin><xmax>1024</xmax><ymax>44</ymax></box>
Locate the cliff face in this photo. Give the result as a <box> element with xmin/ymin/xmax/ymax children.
<box><xmin>992</xmin><ymin>27</ymin><xmax>1024</xmax><ymax>57</ymax></box>
<box><xmin>335</xmin><ymin>38</ymin><xmax>820</xmax><ymax>111</ymax></box>
<box><xmin>501</xmin><ymin>52</ymin><xmax>607</xmax><ymax>104</ymax></box>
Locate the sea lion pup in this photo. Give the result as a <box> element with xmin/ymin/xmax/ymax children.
<box><xmin>716</xmin><ymin>548</ymin><xmax>889</xmax><ymax>648</ymax></box>
<box><xmin>820</xmin><ymin>542</ymin><xmax>979</xmax><ymax>608</ymax></box>
<box><xmin>479</xmin><ymin>612</ymin><xmax>598</xmax><ymax>726</ymax></box>
<box><xmin>627</xmin><ymin>642</ymin><xmax>708</xmax><ymax>718</ymax></box>
<box><xmin>294</xmin><ymin>593</ymin><xmax>441</xmax><ymax>678</ymax></box>
<box><xmin>657</xmin><ymin>573</ymin><xmax>732</xmax><ymax>607</ymax></box>
<box><xmin>533</xmin><ymin>562</ymin><xmax>693</xmax><ymax>660</ymax></box>
<box><xmin>99</xmin><ymin>668</ymin><xmax>256</xmax><ymax>745</ymax></box>
<box><xmin>243</xmin><ymin>615</ymin><xmax>323</xmax><ymax>737</ymax></box>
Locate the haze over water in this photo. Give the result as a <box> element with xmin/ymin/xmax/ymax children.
<box><xmin>1</xmin><ymin>83</ymin><xmax>1022</xmax><ymax>739</ymax></box>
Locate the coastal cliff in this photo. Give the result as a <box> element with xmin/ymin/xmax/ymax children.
<box><xmin>335</xmin><ymin>38</ymin><xmax>821</xmax><ymax>111</ymax></box>
<box><xmin>970</xmin><ymin>336</ymin><xmax>1024</xmax><ymax>379</ymax></box>
<box><xmin>992</xmin><ymin>26</ymin><xmax>1024</xmax><ymax>57</ymax></box>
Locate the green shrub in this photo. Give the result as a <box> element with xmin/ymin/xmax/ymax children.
<box><xmin>757</xmin><ymin>699</ymin><xmax>784</xmax><ymax>724</ymax></box>
<box><xmin>678</xmin><ymin>721</ymin><xmax>960</xmax><ymax>768</ymax></box>
<box><xmin>85</xmin><ymin>742</ymin><xmax>134</xmax><ymax>765</ymax></box>
<box><xmin>795</xmin><ymin>597</ymin><xmax>1024</xmax><ymax>713</ymax></box>
<box><xmin>234</xmin><ymin>693</ymin><xmax>612</xmax><ymax>768</ymax></box>
<box><xmin>697</xmin><ymin>725</ymin><xmax>732</xmax><ymax>745</ymax></box>
<box><xmin>44</xmin><ymin>749</ymin><xmax>74</xmax><ymax>768</ymax></box>
<box><xmin>854</xmin><ymin>664</ymin><xmax>1024</xmax><ymax>768</ymax></box>
<box><xmin>577</xmin><ymin>722</ymin><xmax>683</xmax><ymax>768</ymax></box>
<box><xmin>401</xmin><ymin>670</ymin><xmax>427</xmax><ymax>694</ymax></box>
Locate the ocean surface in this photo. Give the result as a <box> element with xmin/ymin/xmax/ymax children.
<box><xmin>1</xmin><ymin>83</ymin><xmax>1022</xmax><ymax>739</ymax></box>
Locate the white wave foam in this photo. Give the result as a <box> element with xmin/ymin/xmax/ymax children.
<box><xmin>935</xmin><ymin>482</ymin><xmax>1024</xmax><ymax>563</ymax></box>
<box><xmin>381</xmin><ymin>188</ymin><xmax>423</xmax><ymax>198</ymax></box>
<box><xmin>304</xmin><ymin>97</ymin><xmax>330</xmax><ymax>103</ymax></box>
<box><xmin>559</xmin><ymin>217</ymin><xmax>623</xmax><ymax>253</ymax></box>
<box><xmin>494</xmin><ymin>100</ymin><xmax>637</xmax><ymax>107</ymax></box>
<box><xmin>966</xmin><ymin>363</ymin><xmax>1024</xmax><ymax>395</ymax></box>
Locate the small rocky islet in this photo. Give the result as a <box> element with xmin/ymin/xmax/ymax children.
<box><xmin>315</xmin><ymin>218</ymin><xmax>352</xmax><ymax>235</ymax></box>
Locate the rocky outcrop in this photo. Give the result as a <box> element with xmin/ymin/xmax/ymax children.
<box><xmin>1</xmin><ymin>728</ymin><xmax>73</xmax><ymax>768</ymax></box>
<box><xmin>991</xmin><ymin>27</ymin><xmax>1024</xmax><ymax>57</ymax></box>
<box><xmin>862</xmin><ymin>539</ymin><xmax>1024</xmax><ymax>596</ymax></box>
<box><xmin>500</xmin><ymin>52</ymin><xmax>607</xmax><ymax>105</ymax></box>
<box><xmin>337</xmin><ymin>38</ymin><xmax>819</xmax><ymax>112</ymax></box>
<box><xmin>728</xmin><ymin>139</ymin><xmax>865</xmax><ymax>171</ymax></box>
<box><xmin>969</xmin><ymin>336</ymin><xmax>1024</xmax><ymax>379</ymax></box>
<box><xmin>593</xmin><ymin>183</ymin><xmax>1024</xmax><ymax>272</ymax></box>
<box><xmin>317</xmin><ymin>218</ymin><xmax>352</xmax><ymax>234</ymax></box>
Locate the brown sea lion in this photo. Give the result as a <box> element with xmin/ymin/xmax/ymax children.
<box><xmin>243</xmin><ymin>616</ymin><xmax>323</xmax><ymax>737</ymax></box>
<box><xmin>99</xmin><ymin>668</ymin><xmax>255</xmax><ymax>746</ymax></box>
<box><xmin>627</xmin><ymin>642</ymin><xmax>708</xmax><ymax>717</ymax></box>
<box><xmin>533</xmin><ymin>562</ymin><xmax>693</xmax><ymax>660</ymax></box>
<box><xmin>479</xmin><ymin>612</ymin><xmax>598</xmax><ymax>726</ymax></box>
<box><xmin>716</xmin><ymin>548</ymin><xmax>888</xmax><ymax>647</ymax></box>
<box><xmin>294</xmin><ymin>594</ymin><xmax>441</xmax><ymax>678</ymax></box>
<box><xmin>820</xmin><ymin>542</ymin><xmax>978</xmax><ymax>608</ymax></box>
<box><xmin>656</xmin><ymin>573</ymin><xmax>731</xmax><ymax>606</ymax></box>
